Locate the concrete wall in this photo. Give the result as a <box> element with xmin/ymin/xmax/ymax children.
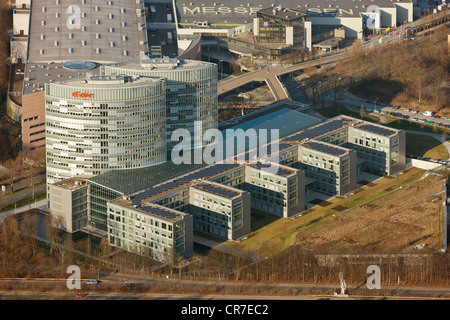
<box><xmin>232</xmin><ymin>192</ymin><xmax>251</xmax><ymax>240</ymax></box>
<box><xmin>308</xmin><ymin>16</ymin><xmax>363</xmax><ymax>39</ymax></box>
<box><xmin>410</xmin><ymin>159</ymin><xmax>444</xmax><ymax>170</ymax></box>
<box><xmin>285</xmin><ymin>26</ymin><xmax>294</xmax><ymax>45</ymax></box>
<box><xmin>15</xmin><ymin>0</ymin><xmax>30</xmax><ymax>9</ymax></box>
<box><xmin>13</xmin><ymin>10</ymin><xmax>29</xmax><ymax>36</ymax></box>
<box><xmin>181</xmin><ymin>215</ymin><xmax>194</xmax><ymax>259</ymax></box>
<box><xmin>10</xmin><ymin>38</ymin><xmax>28</xmax><ymax>64</ymax></box>
<box><xmin>304</xmin><ymin>20</ymin><xmax>312</xmax><ymax>51</ymax></box>
<box><xmin>177</xmin><ymin>36</ymin><xmax>202</xmax><ymax>60</ymax></box>
<box><xmin>395</xmin><ymin>2</ymin><xmax>414</xmax><ymax>25</ymax></box>
<box><xmin>380</xmin><ymin>7</ymin><xmax>397</xmax><ymax>28</ymax></box>
<box><xmin>389</xmin><ymin>130</ymin><xmax>406</xmax><ymax>175</ymax></box>
<box><xmin>287</xmin><ymin>169</ymin><xmax>306</xmax><ymax>217</ymax></box>
<box><xmin>21</xmin><ymin>91</ymin><xmax>46</xmax><ymax>152</ymax></box>
<box><xmin>339</xmin><ymin>150</ymin><xmax>358</xmax><ymax>196</ymax></box>
<box><xmin>6</xmin><ymin>95</ymin><xmax>22</xmax><ymax>122</ymax></box>
<box><xmin>48</xmin><ymin>185</ymin><xmax>73</xmax><ymax>233</ymax></box>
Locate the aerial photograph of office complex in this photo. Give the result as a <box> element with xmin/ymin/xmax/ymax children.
<box><xmin>0</xmin><ymin>0</ymin><xmax>448</xmax><ymax>309</ymax></box>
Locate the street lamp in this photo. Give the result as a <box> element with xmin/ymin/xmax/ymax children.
<box><xmin>374</xmin><ymin>97</ymin><xmax>379</xmax><ymax>112</ymax></box>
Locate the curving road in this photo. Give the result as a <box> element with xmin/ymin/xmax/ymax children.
<box><xmin>218</xmin><ymin>52</ymin><xmax>348</xmax><ymax>101</ymax></box>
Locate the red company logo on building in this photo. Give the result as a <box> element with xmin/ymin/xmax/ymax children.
<box><xmin>72</xmin><ymin>91</ymin><xmax>93</xmax><ymax>98</ymax></box>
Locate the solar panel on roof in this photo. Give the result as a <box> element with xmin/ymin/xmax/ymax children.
<box><xmin>250</xmin><ymin>162</ymin><xmax>294</xmax><ymax>177</ymax></box>
<box><xmin>356</xmin><ymin>124</ymin><xmax>396</xmax><ymax>137</ymax></box>
<box><xmin>301</xmin><ymin>141</ymin><xmax>347</xmax><ymax>156</ymax></box>
<box><xmin>193</xmin><ymin>182</ymin><xmax>240</xmax><ymax>198</ymax></box>
<box><xmin>283</xmin><ymin>119</ymin><xmax>350</xmax><ymax>142</ymax></box>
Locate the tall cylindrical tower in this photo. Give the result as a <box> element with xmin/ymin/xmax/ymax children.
<box><xmin>45</xmin><ymin>75</ymin><xmax>166</xmax><ymax>184</ymax></box>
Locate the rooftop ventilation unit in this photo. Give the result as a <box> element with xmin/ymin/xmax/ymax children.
<box><xmin>69</xmin><ymin>33</ymin><xmax>74</xmax><ymax>38</ymax></box>
<box><xmin>40</xmin><ymin>49</ymin><xmax>44</xmax><ymax>54</ymax></box>
<box><xmin>122</xmin><ymin>35</ymin><xmax>127</xmax><ymax>41</ymax></box>
<box><xmin>96</xmin><ymin>33</ymin><xmax>101</xmax><ymax>39</ymax></box>
<box><xmin>42</xmin><ymin>7</ymin><xmax>46</xmax><ymax>12</ymax></box>
<box><xmin>109</xmin><ymin>27</ymin><xmax>114</xmax><ymax>32</ymax></box>
<box><xmin>41</xmin><ymin>20</ymin><xmax>46</xmax><ymax>26</ymax></box>
<box><xmin>55</xmin><ymin>26</ymin><xmax>59</xmax><ymax>32</ymax></box>
<box><xmin>68</xmin><ymin>48</ymin><xmax>74</xmax><ymax>53</ymax></box>
<box><xmin>40</xmin><ymin>34</ymin><xmax>45</xmax><ymax>40</ymax></box>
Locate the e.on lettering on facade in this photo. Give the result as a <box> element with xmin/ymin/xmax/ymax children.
<box><xmin>72</xmin><ymin>91</ymin><xmax>93</xmax><ymax>98</ymax></box>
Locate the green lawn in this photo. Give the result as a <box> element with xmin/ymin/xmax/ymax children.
<box><xmin>406</xmin><ymin>133</ymin><xmax>449</xmax><ymax>160</ymax></box>
<box><xmin>319</xmin><ymin>104</ymin><xmax>450</xmax><ymax>136</ymax></box>
<box><xmin>383</xmin><ymin>116</ymin><xmax>450</xmax><ymax>136</ymax></box>
<box><xmin>318</xmin><ymin>104</ymin><xmax>380</xmax><ymax>122</ymax></box>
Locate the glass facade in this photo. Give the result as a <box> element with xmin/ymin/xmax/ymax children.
<box><xmin>100</xmin><ymin>59</ymin><xmax>218</xmax><ymax>155</ymax></box>
<box><xmin>256</xmin><ymin>9</ymin><xmax>306</xmax><ymax>50</ymax></box>
<box><xmin>88</xmin><ymin>181</ymin><xmax>123</xmax><ymax>231</ymax></box>
<box><xmin>107</xmin><ymin>203</ymin><xmax>188</xmax><ymax>260</ymax></box>
<box><xmin>45</xmin><ymin>76</ymin><xmax>167</xmax><ymax>184</ymax></box>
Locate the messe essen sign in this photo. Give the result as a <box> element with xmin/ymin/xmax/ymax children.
<box><xmin>182</xmin><ymin>5</ymin><xmax>355</xmax><ymax>16</ymax></box>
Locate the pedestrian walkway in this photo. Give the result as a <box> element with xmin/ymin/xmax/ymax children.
<box><xmin>0</xmin><ymin>199</ymin><xmax>47</xmax><ymax>224</ymax></box>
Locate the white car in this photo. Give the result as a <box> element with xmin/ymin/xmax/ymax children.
<box><xmin>86</xmin><ymin>280</ymin><xmax>98</xmax><ymax>285</ymax></box>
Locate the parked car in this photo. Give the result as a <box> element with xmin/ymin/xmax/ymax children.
<box><xmin>87</xmin><ymin>280</ymin><xmax>98</xmax><ymax>285</ymax></box>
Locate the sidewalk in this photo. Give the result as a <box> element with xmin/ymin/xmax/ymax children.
<box><xmin>0</xmin><ymin>198</ymin><xmax>48</xmax><ymax>224</ymax></box>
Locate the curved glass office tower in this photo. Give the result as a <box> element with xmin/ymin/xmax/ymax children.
<box><xmin>45</xmin><ymin>75</ymin><xmax>167</xmax><ymax>184</ymax></box>
<box><xmin>101</xmin><ymin>58</ymin><xmax>218</xmax><ymax>155</ymax></box>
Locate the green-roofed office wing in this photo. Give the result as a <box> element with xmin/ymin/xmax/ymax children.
<box><xmin>48</xmin><ymin>111</ymin><xmax>405</xmax><ymax>261</ymax></box>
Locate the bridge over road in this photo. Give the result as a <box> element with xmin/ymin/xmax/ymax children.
<box><xmin>217</xmin><ymin>52</ymin><xmax>348</xmax><ymax>101</ymax></box>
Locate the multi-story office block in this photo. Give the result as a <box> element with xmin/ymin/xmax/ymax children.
<box><xmin>48</xmin><ymin>113</ymin><xmax>406</xmax><ymax>260</ymax></box>
<box><xmin>48</xmin><ymin>177</ymin><xmax>90</xmax><ymax>233</ymax></box>
<box><xmin>189</xmin><ymin>181</ymin><xmax>251</xmax><ymax>240</ymax></box>
<box><xmin>297</xmin><ymin>141</ymin><xmax>357</xmax><ymax>196</ymax></box>
<box><xmin>100</xmin><ymin>58</ymin><xmax>218</xmax><ymax>155</ymax></box>
<box><xmin>244</xmin><ymin>162</ymin><xmax>305</xmax><ymax>218</ymax></box>
<box><xmin>45</xmin><ymin>75</ymin><xmax>167</xmax><ymax>185</ymax></box>
<box><xmin>107</xmin><ymin>200</ymin><xmax>193</xmax><ymax>262</ymax></box>
<box><xmin>254</xmin><ymin>7</ymin><xmax>307</xmax><ymax>50</ymax></box>
<box><xmin>344</xmin><ymin>123</ymin><xmax>406</xmax><ymax>176</ymax></box>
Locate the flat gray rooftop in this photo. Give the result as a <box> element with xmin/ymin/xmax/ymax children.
<box><xmin>27</xmin><ymin>0</ymin><xmax>148</xmax><ymax>64</ymax></box>
<box><xmin>177</xmin><ymin>0</ymin><xmax>412</xmax><ymax>26</ymax></box>
<box><xmin>23</xmin><ymin>0</ymin><xmax>149</xmax><ymax>94</ymax></box>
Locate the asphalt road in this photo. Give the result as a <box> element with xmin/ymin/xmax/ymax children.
<box><xmin>0</xmin><ymin>276</ymin><xmax>449</xmax><ymax>300</ymax></box>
